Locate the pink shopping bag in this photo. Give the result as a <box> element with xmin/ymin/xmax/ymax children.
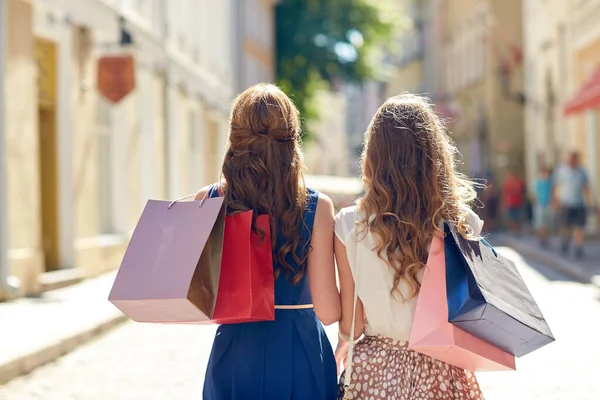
<box><xmin>108</xmin><ymin>197</ymin><xmax>225</xmax><ymax>323</ymax></box>
<box><xmin>408</xmin><ymin>232</ymin><xmax>516</xmax><ymax>372</ymax></box>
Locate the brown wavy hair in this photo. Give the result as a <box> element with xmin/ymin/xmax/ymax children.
<box><xmin>221</xmin><ymin>83</ymin><xmax>308</xmax><ymax>284</ymax></box>
<box><xmin>357</xmin><ymin>94</ymin><xmax>477</xmax><ymax>300</ymax></box>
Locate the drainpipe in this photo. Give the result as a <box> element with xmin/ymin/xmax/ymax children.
<box><xmin>0</xmin><ymin>0</ymin><xmax>21</xmax><ymax>298</ymax></box>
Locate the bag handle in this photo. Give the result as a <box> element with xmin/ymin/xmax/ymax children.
<box><xmin>167</xmin><ymin>193</ymin><xmax>205</xmax><ymax>209</ymax></box>
<box><xmin>343</xmin><ymin>225</ymin><xmax>361</xmax><ymax>394</ymax></box>
<box><xmin>167</xmin><ymin>184</ymin><xmax>220</xmax><ymax>210</ymax></box>
<box><xmin>480</xmin><ymin>237</ymin><xmax>498</xmax><ymax>257</ymax></box>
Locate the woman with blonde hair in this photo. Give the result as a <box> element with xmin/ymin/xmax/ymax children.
<box><xmin>334</xmin><ymin>94</ymin><xmax>485</xmax><ymax>399</ymax></box>
<box><xmin>198</xmin><ymin>84</ymin><xmax>340</xmax><ymax>399</ymax></box>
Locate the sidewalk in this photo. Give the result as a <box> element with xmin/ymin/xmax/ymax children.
<box><xmin>0</xmin><ymin>271</ymin><xmax>126</xmax><ymax>385</ymax></box>
<box><xmin>494</xmin><ymin>232</ymin><xmax>600</xmax><ymax>287</ymax></box>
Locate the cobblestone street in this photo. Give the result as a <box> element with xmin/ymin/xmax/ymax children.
<box><xmin>0</xmin><ymin>247</ymin><xmax>599</xmax><ymax>400</ymax></box>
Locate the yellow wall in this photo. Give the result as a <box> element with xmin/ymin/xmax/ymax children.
<box><xmin>4</xmin><ymin>0</ymin><xmax>44</xmax><ymax>295</ymax></box>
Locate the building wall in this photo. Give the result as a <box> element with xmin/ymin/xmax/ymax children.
<box><xmin>522</xmin><ymin>0</ymin><xmax>599</xmax><ymax>232</ymax></box>
<box><xmin>340</xmin><ymin>81</ymin><xmax>383</xmax><ymax>176</ymax></box>
<box><xmin>304</xmin><ymin>89</ymin><xmax>349</xmax><ymax>176</ymax></box>
<box><xmin>442</xmin><ymin>0</ymin><xmax>525</xmax><ymax>182</ymax></box>
<box><xmin>523</xmin><ymin>0</ymin><xmax>574</xmax><ymax>190</ymax></box>
<box><xmin>0</xmin><ymin>0</ymin><xmax>247</xmax><ymax>299</ymax></box>
<box><xmin>385</xmin><ymin>0</ymin><xmax>427</xmax><ymax>98</ymax></box>
<box><xmin>239</xmin><ymin>0</ymin><xmax>276</xmax><ymax>90</ymax></box>
<box><xmin>4</xmin><ymin>0</ymin><xmax>43</xmax><ymax>295</ymax></box>
<box><xmin>570</xmin><ymin>0</ymin><xmax>600</xmax><ymax>230</ymax></box>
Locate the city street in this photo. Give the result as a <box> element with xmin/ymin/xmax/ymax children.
<box><xmin>0</xmin><ymin>247</ymin><xmax>599</xmax><ymax>400</ymax></box>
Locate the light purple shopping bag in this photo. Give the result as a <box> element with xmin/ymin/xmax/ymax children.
<box><xmin>108</xmin><ymin>196</ymin><xmax>225</xmax><ymax>323</ymax></box>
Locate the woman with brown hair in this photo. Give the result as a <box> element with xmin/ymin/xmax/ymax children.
<box><xmin>334</xmin><ymin>94</ymin><xmax>486</xmax><ymax>399</ymax></box>
<box><xmin>197</xmin><ymin>84</ymin><xmax>339</xmax><ymax>399</ymax></box>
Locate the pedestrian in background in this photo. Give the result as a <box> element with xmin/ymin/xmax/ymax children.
<box><xmin>553</xmin><ymin>151</ymin><xmax>593</xmax><ymax>259</ymax></box>
<box><xmin>197</xmin><ymin>84</ymin><xmax>340</xmax><ymax>399</ymax></box>
<box><xmin>480</xmin><ymin>171</ymin><xmax>500</xmax><ymax>233</ymax></box>
<box><xmin>334</xmin><ymin>95</ymin><xmax>485</xmax><ymax>399</ymax></box>
<box><xmin>502</xmin><ymin>170</ymin><xmax>526</xmax><ymax>234</ymax></box>
<box><xmin>533</xmin><ymin>165</ymin><xmax>554</xmax><ymax>247</ymax></box>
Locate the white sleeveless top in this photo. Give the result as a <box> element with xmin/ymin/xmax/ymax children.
<box><xmin>334</xmin><ymin>206</ymin><xmax>484</xmax><ymax>341</ymax></box>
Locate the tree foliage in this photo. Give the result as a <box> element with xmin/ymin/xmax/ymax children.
<box><xmin>275</xmin><ymin>0</ymin><xmax>395</xmax><ymax>137</ymax></box>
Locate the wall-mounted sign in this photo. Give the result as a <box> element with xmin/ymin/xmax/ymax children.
<box><xmin>34</xmin><ymin>38</ymin><xmax>57</xmax><ymax>109</ymax></box>
<box><xmin>97</xmin><ymin>55</ymin><xmax>136</xmax><ymax>103</ymax></box>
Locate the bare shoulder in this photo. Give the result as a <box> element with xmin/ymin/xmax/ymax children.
<box><xmin>316</xmin><ymin>192</ymin><xmax>334</xmax><ymax>212</ymax></box>
<box><xmin>313</xmin><ymin>192</ymin><xmax>335</xmax><ymax>227</ymax></box>
<box><xmin>193</xmin><ymin>185</ymin><xmax>213</xmax><ymax>201</ymax></box>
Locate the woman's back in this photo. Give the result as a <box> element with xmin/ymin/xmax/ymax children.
<box><xmin>208</xmin><ymin>184</ymin><xmax>318</xmax><ymax>307</ymax></box>
<box><xmin>334</xmin><ymin>94</ymin><xmax>485</xmax><ymax>399</ymax></box>
<box><xmin>335</xmin><ymin>206</ymin><xmax>420</xmax><ymax>340</ymax></box>
<box><xmin>201</xmin><ymin>83</ymin><xmax>339</xmax><ymax>400</ymax></box>
<box><xmin>335</xmin><ymin>205</ymin><xmax>484</xmax><ymax>341</ymax></box>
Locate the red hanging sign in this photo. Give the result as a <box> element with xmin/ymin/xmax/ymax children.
<box><xmin>97</xmin><ymin>55</ymin><xmax>136</xmax><ymax>103</ymax></box>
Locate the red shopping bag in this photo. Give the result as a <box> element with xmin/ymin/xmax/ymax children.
<box><xmin>211</xmin><ymin>211</ymin><xmax>275</xmax><ymax>324</ymax></box>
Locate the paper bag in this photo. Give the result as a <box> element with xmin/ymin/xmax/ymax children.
<box><xmin>408</xmin><ymin>232</ymin><xmax>516</xmax><ymax>372</ymax></box>
<box><xmin>445</xmin><ymin>224</ymin><xmax>555</xmax><ymax>357</ymax></box>
<box><xmin>212</xmin><ymin>212</ymin><xmax>275</xmax><ymax>324</ymax></box>
<box><xmin>108</xmin><ymin>198</ymin><xmax>225</xmax><ymax>323</ymax></box>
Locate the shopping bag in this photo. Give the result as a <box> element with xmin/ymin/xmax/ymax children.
<box><xmin>108</xmin><ymin>196</ymin><xmax>225</xmax><ymax>323</ymax></box>
<box><xmin>211</xmin><ymin>211</ymin><xmax>275</xmax><ymax>324</ymax></box>
<box><xmin>445</xmin><ymin>223</ymin><xmax>555</xmax><ymax>357</ymax></box>
<box><xmin>408</xmin><ymin>232</ymin><xmax>516</xmax><ymax>372</ymax></box>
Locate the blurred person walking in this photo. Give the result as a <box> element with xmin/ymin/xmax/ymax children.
<box><xmin>553</xmin><ymin>151</ymin><xmax>593</xmax><ymax>259</ymax></box>
<box><xmin>533</xmin><ymin>166</ymin><xmax>554</xmax><ymax>247</ymax></box>
<box><xmin>334</xmin><ymin>95</ymin><xmax>485</xmax><ymax>399</ymax></box>
<box><xmin>502</xmin><ymin>170</ymin><xmax>526</xmax><ymax>234</ymax></box>
<box><xmin>480</xmin><ymin>171</ymin><xmax>500</xmax><ymax>233</ymax></box>
<box><xmin>197</xmin><ymin>84</ymin><xmax>340</xmax><ymax>399</ymax></box>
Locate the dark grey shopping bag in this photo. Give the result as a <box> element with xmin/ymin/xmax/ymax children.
<box><xmin>444</xmin><ymin>223</ymin><xmax>555</xmax><ymax>357</ymax></box>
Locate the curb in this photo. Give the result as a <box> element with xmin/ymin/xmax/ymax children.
<box><xmin>0</xmin><ymin>314</ymin><xmax>127</xmax><ymax>385</ymax></box>
<box><xmin>497</xmin><ymin>235</ymin><xmax>599</xmax><ymax>287</ymax></box>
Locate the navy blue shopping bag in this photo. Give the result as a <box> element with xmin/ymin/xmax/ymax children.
<box><xmin>443</xmin><ymin>223</ymin><xmax>555</xmax><ymax>357</ymax></box>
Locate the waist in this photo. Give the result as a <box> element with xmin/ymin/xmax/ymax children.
<box><xmin>359</xmin><ymin>335</ymin><xmax>411</xmax><ymax>352</ymax></box>
<box><xmin>274</xmin><ymin>303</ymin><xmax>313</xmax><ymax>310</ymax></box>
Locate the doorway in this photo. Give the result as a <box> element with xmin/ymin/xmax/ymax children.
<box><xmin>35</xmin><ymin>37</ymin><xmax>60</xmax><ymax>271</ymax></box>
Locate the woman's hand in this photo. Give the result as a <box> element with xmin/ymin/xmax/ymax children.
<box><xmin>335</xmin><ymin>340</ymin><xmax>350</xmax><ymax>376</ymax></box>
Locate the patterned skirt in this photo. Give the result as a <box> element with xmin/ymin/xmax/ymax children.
<box><xmin>338</xmin><ymin>335</ymin><xmax>485</xmax><ymax>400</ymax></box>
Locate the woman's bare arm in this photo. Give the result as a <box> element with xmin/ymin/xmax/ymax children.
<box><xmin>193</xmin><ymin>185</ymin><xmax>212</xmax><ymax>201</ymax></box>
<box><xmin>335</xmin><ymin>235</ymin><xmax>365</xmax><ymax>340</ymax></box>
<box><xmin>307</xmin><ymin>194</ymin><xmax>341</xmax><ymax>325</ymax></box>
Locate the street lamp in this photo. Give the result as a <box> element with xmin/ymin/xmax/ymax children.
<box><xmin>119</xmin><ymin>17</ymin><xmax>133</xmax><ymax>47</ymax></box>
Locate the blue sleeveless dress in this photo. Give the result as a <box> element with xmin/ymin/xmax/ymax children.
<box><xmin>203</xmin><ymin>187</ymin><xmax>337</xmax><ymax>400</ymax></box>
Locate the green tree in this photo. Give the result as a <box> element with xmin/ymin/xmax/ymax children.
<box><xmin>275</xmin><ymin>0</ymin><xmax>395</xmax><ymax>137</ymax></box>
